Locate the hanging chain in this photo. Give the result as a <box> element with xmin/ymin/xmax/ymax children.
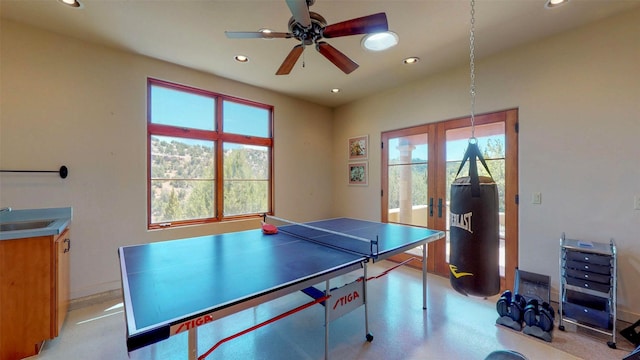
<box><xmin>469</xmin><ymin>0</ymin><xmax>476</xmax><ymax>141</ymax></box>
<box><xmin>302</xmin><ymin>43</ymin><xmax>306</xmax><ymax>68</ymax></box>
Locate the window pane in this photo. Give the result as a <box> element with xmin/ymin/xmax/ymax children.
<box><xmin>151</xmin><ymin>180</ymin><xmax>215</xmax><ymax>223</ymax></box>
<box><xmin>150</xmin><ymin>85</ymin><xmax>215</xmax><ymax>130</ymax></box>
<box><xmin>223</xmin><ymin>143</ymin><xmax>269</xmax><ymax>215</ymax></box>
<box><xmin>387</xmin><ymin>133</ymin><xmax>428</xmax><ymax>227</ymax></box>
<box><xmin>388</xmin><ymin>136</ymin><xmax>428</xmax><ymax>165</ymax></box>
<box><xmin>224</xmin><ymin>180</ymin><xmax>269</xmax><ymax>216</ymax></box>
<box><xmin>387</xmin><ymin>164</ymin><xmax>429</xmax><ymax>226</ymax></box>
<box><xmin>223</xmin><ymin>101</ymin><xmax>269</xmax><ymax>137</ymax></box>
<box><xmin>445</xmin><ymin>122</ymin><xmax>505</xmax><ymax>160</ymax></box>
<box><xmin>223</xmin><ymin>143</ymin><xmax>269</xmax><ymax>179</ymax></box>
<box><xmin>150</xmin><ymin>135</ymin><xmax>215</xmax><ymax>223</ymax></box>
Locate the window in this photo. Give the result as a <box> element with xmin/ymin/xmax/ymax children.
<box><xmin>147</xmin><ymin>78</ymin><xmax>273</xmax><ymax>228</ymax></box>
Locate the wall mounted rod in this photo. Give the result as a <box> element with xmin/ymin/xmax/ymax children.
<box><xmin>0</xmin><ymin>165</ymin><xmax>68</xmax><ymax>179</ymax></box>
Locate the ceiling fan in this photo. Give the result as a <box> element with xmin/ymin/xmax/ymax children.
<box><xmin>225</xmin><ymin>0</ymin><xmax>388</xmax><ymax>75</ymax></box>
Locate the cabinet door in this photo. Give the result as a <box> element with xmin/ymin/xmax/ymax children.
<box><xmin>54</xmin><ymin>228</ymin><xmax>71</xmax><ymax>337</ymax></box>
<box><xmin>0</xmin><ymin>236</ymin><xmax>51</xmax><ymax>359</ymax></box>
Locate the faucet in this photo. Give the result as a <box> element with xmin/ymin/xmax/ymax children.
<box><xmin>0</xmin><ymin>207</ymin><xmax>11</xmax><ymax>212</ymax></box>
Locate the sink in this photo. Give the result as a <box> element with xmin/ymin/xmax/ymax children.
<box><xmin>0</xmin><ymin>220</ymin><xmax>54</xmax><ymax>232</ymax></box>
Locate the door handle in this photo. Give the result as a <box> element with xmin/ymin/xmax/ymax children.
<box><xmin>64</xmin><ymin>238</ymin><xmax>71</xmax><ymax>253</ymax></box>
<box><xmin>429</xmin><ymin>198</ymin><xmax>434</xmax><ymax>217</ymax></box>
<box><xmin>438</xmin><ymin>198</ymin><xmax>443</xmax><ymax>218</ymax></box>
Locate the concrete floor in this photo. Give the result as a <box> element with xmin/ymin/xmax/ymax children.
<box><xmin>30</xmin><ymin>261</ymin><xmax>602</xmax><ymax>360</ymax></box>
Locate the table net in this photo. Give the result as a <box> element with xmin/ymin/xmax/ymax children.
<box><xmin>264</xmin><ymin>216</ymin><xmax>378</xmax><ymax>257</ymax></box>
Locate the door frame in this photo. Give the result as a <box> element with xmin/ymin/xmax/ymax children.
<box><xmin>381</xmin><ymin>108</ymin><xmax>519</xmax><ymax>291</ymax></box>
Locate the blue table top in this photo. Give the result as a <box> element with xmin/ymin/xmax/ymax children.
<box><xmin>120</xmin><ymin>228</ymin><xmax>364</xmax><ymax>331</ymax></box>
<box><xmin>118</xmin><ymin>217</ymin><xmax>444</xmax><ymax>350</ymax></box>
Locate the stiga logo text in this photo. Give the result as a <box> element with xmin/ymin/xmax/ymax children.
<box><xmin>173</xmin><ymin>314</ymin><xmax>213</xmax><ymax>334</ymax></box>
<box><xmin>333</xmin><ymin>291</ymin><xmax>360</xmax><ymax>310</ymax></box>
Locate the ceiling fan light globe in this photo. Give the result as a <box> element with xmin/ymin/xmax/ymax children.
<box><xmin>403</xmin><ymin>57</ymin><xmax>420</xmax><ymax>65</ymax></box>
<box><xmin>58</xmin><ymin>0</ymin><xmax>83</xmax><ymax>8</ymax></box>
<box><xmin>545</xmin><ymin>0</ymin><xmax>569</xmax><ymax>9</ymax></box>
<box><xmin>361</xmin><ymin>31</ymin><xmax>398</xmax><ymax>51</ymax></box>
<box><xmin>234</xmin><ymin>55</ymin><xmax>249</xmax><ymax>63</ymax></box>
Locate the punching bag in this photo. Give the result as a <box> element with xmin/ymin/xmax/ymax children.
<box><xmin>449</xmin><ymin>141</ymin><xmax>500</xmax><ymax>297</ymax></box>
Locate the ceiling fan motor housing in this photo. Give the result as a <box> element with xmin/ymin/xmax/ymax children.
<box><xmin>288</xmin><ymin>12</ymin><xmax>327</xmax><ymax>45</ymax></box>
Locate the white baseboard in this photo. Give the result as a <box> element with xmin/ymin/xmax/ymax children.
<box><xmin>68</xmin><ymin>288</ymin><xmax>122</xmax><ymax>311</ymax></box>
<box><xmin>70</xmin><ymin>280</ymin><xmax>121</xmax><ymax>302</ymax></box>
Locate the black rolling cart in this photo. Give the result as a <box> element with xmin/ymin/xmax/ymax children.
<box><xmin>558</xmin><ymin>233</ymin><xmax>617</xmax><ymax>349</ymax></box>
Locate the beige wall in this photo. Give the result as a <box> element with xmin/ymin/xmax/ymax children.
<box><xmin>332</xmin><ymin>9</ymin><xmax>640</xmax><ymax>320</ymax></box>
<box><xmin>2</xmin><ymin>8</ymin><xmax>639</xmax><ymax>322</ymax></box>
<box><xmin>0</xmin><ymin>20</ymin><xmax>334</xmax><ymax>299</ymax></box>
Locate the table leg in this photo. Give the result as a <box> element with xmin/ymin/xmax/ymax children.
<box><xmin>422</xmin><ymin>243</ymin><xmax>427</xmax><ymax>310</ymax></box>
<box><xmin>363</xmin><ymin>262</ymin><xmax>370</xmax><ymax>336</ymax></box>
<box><xmin>188</xmin><ymin>327</ymin><xmax>197</xmax><ymax>360</ymax></box>
<box><xmin>325</xmin><ymin>279</ymin><xmax>330</xmax><ymax>360</ymax></box>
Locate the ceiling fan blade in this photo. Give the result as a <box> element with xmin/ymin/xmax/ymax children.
<box><xmin>315</xmin><ymin>41</ymin><xmax>358</xmax><ymax>74</ymax></box>
<box><xmin>323</xmin><ymin>12</ymin><xmax>388</xmax><ymax>38</ymax></box>
<box><xmin>286</xmin><ymin>0</ymin><xmax>311</xmax><ymax>28</ymax></box>
<box><xmin>276</xmin><ymin>44</ymin><xmax>305</xmax><ymax>75</ymax></box>
<box><xmin>225</xmin><ymin>31</ymin><xmax>292</xmax><ymax>39</ymax></box>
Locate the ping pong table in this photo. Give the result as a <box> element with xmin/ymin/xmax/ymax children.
<box><xmin>118</xmin><ymin>217</ymin><xmax>444</xmax><ymax>359</ymax></box>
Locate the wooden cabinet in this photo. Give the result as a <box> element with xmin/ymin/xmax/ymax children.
<box><xmin>54</xmin><ymin>229</ymin><xmax>71</xmax><ymax>337</ymax></box>
<box><xmin>0</xmin><ymin>227</ymin><xmax>71</xmax><ymax>360</ymax></box>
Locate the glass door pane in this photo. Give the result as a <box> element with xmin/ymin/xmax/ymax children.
<box><xmin>445</xmin><ymin>122</ymin><xmax>506</xmax><ymax>276</ymax></box>
<box><xmin>387</xmin><ymin>134</ymin><xmax>429</xmax><ymax>227</ymax></box>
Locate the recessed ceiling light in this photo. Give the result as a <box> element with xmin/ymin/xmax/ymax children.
<box><xmin>58</xmin><ymin>0</ymin><xmax>83</xmax><ymax>9</ymax></box>
<box><xmin>403</xmin><ymin>57</ymin><xmax>420</xmax><ymax>65</ymax></box>
<box><xmin>361</xmin><ymin>31</ymin><xmax>399</xmax><ymax>52</ymax></box>
<box><xmin>545</xmin><ymin>0</ymin><xmax>569</xmax><ymax>9</ymax></box>
<box><xmin>330</xmin><ymin>88</ymin><xmax>340</xmax><ymax>93</ymax></box>
<box><xmin>234</xmin><ymin>55</ymin><xmax>249</xmax><ymax>63</ymax></box>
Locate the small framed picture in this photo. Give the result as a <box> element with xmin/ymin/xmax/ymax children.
<box><xmin>348</xmin><ymin>135</ymin><xmax>368</xmax><ymax>160</ymax></box>
<box><xmin>348</xmin><ymin>162</ymin><xmax>368</xmax><ymax>186</ymax></box>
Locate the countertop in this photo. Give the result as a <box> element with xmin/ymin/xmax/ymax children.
<box><xmin>0</xmin><ymin>207</ymin><xmax>72</xmax><ymax>241</ymax></box>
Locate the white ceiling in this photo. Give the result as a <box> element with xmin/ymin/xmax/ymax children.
<box><xmin>2</xmin><ymin>0</ymin><xmax>639</xmax><ymax>107</ymax></box>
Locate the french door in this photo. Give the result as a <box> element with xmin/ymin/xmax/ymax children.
<box><xmin>381</xmin><ymin>109</ymin><xmax>519</xmax><ymax>290</ymax></box>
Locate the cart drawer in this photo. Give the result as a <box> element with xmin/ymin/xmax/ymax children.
<box><xmin>562</xmin><ymin>301</ymin><xmax>612</xmax><ymax>330</ymax></box>
<box><xmin>565</xmin><ymin>268</ymin><xmax>611</xmax><ymax>284</ymax></box>
<box><xmin>566</xmin><ymin>276</ymin><xmax>611</xmax><ymax>293</ymax></box>
<box><xmin>565</xmin><ymin>260</ymin><xmax>611</xmax><ymax>275</ymax></box>
<box><xmin>566</xmin><ymin>250</ymin><xmax>611</xmax><ymax>266</ymax></box>
<box><xmin>565</xmin><ymin>289</ymin><xmax>608</xmax><ymax>311</ymax></box>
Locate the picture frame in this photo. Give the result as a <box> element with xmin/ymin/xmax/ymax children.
<box><xmin>348</xmin><ymin>162</ymin><xmax>368</xmax><ymax>186</ymax></box>
<box><xmin>348</xmin><ymin>135</ymin><xmax>368</xmax><ymax>160</ymax></box>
